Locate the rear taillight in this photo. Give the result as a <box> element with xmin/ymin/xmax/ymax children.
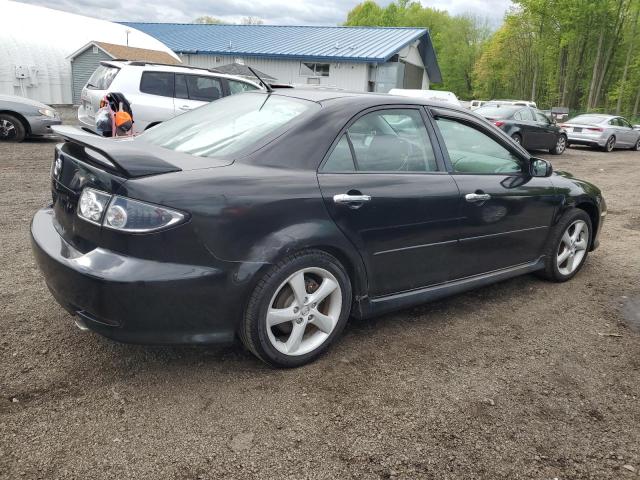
<box><xmin>559</xmin><ymin>124</ymin><xmax>567</xmax><ymax>128</ymax></box>
<box><xmin>587</xmin><ymin>127</ymin><xmax>603</xmax><ymax>132</ymax></box>
<box><xmin>493</xmin><ymin>121</ymin><xmax>505</xmax><ymax>127</ymax></box>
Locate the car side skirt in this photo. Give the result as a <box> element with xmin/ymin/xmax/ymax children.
<box><xmin>357</xmin><ymin>257</ymin><xmax>545</xmax><ymax>319</ymax></box>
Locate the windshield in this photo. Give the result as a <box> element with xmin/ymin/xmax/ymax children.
<box><xmin>140</xmin><ymin>94</ymin><xmax>318</xmax><ymax>158</ymax></box>
<box><xmin>475</xmin><ymin>106</ymin><xmax>520</xmax><ymax>118</ymax></box>
<box><xmin>568</xmin><ymin>115</ymin><xmax>607</xmax><ymax>125</ymax></box>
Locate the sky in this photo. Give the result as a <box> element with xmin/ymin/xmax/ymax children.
<box><xmin>16</xmin><ymin>0</ymin><xmax>513</xmax><ymax>25</ymax></box>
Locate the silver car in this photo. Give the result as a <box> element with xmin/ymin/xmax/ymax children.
<box><xmin>562</xmin><ymin>114</ymin><xmax>640</xmax><ymax>152</ymax></box>
<box><xmin>0</xmin><ymin>94</ymin><xmax>62</xmax><ymax>142</ymax></box>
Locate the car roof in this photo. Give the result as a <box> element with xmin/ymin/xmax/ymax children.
<box><xmin>267</xmin><ymin>87</ymin><xmax>469</xmax><ymax>111</ymax></box>
<box><xmin>101</xmin><ymin>60</ymin><xmax>261</xmax><ymax>87</ymax></box>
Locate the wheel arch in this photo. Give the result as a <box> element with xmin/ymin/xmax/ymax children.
<box><xmin>574</xmin><ymin>201</ymin><xmax>599</xmax><ymax>249</ymax></box>
<box><xmin>0</xmin><ymin>110</ymin><xmax>30</xmax><ymax>135</ymax></box>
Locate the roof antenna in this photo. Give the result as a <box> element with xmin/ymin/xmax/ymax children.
<box><xmin>247</xmin><ymin>65</ymin><xmax>273</xmax><ymax>93</ymax></box>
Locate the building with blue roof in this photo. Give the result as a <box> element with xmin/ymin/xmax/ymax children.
<box><xmin>122</xmin><ymin>23</ymin><xmax>442</xmax><ymax>93</ymax></box>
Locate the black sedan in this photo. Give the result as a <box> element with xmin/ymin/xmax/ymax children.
<box><xmin>475</xmin><ymin>104</ymin><xmax>568</xmax><ymax>155</ymax></box>
<box><xmin>31</xmin><ymin>89</ymin><xmax>606</xmax><ymax>367</ymax></box>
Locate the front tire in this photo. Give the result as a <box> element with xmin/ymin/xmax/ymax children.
<box><xmin>602</xmin><ymin>136</ymin><xmax>615</xmax><ymax>152</ymax></box>
<box><xmin>240</xmin><ymin>250</ymin><xmax>352</xmax><ymax>368</ymax></box>
<box><xmin>633</xmin><ymin>137</ymin><xmax>640</xmax><ymax>151</ymax></box>
<box><xmin>550</xmin><ymin>134</ymin><xmax>567</xmax><ymax>155</ymax></box>
<box><xmin>537</xmin><ymin>209</ymin><xmax>592</xmax><ymax>282</ymax></box>
<box><xmin>0</xmin><ymin>114</ymin><xmax>26</xmax><ymax>142</ymax></box>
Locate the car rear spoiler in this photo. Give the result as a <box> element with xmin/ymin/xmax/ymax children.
<box><xmin>52</xmin><ymin>125</ymin><xmax>181</xmax><ymax>178</ymax></box>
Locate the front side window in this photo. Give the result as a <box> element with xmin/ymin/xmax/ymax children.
<box><xmin>86</xmin><ymin>65</ymin><xmax>119</xmax><ymax>90</ymax></box>
<box><xmin>228</xmin><ymin>80</ymin><xmax>259</xmax><ymax>95</ymax></box>
<box><xmin>323</xmin><ymin>109</ymin><xmax>437</xmax><ymax>172</ymax></box>
<box><xmin>140</xmin><ymin>94</ymin><xmax>318</xmax><ymax>158</ymax></box>
<box><xmin>300</xmin><ymin>63</ymin><xmax>330</xmax><ymax>77</ymax></box>
<box><xmin>435</xmin><ymin>117</ymin><xmax>523</xmax><ymax>174</ymax></box>
<box><xmin>620</xmin><ymin>118</ymin><xmax>632</xmax><ymax>128</ymax></box>
<box><xmin>535</xmin><ymin>111</ymin><xmax>550</xmax><ymax>124</ymax></box>
<box><xmin>140</xmin><ymin>72</ymin><xmax>174</xmax><ymax>97</ymax></box>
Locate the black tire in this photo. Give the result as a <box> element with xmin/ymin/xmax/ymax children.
<box><xmin>633</xmin><ymin>137</ymin><xmax>640</xmax><ymax>151</ymax></box>
<box><xmin>537</xmin><ymin>209</ymin><xmax>592</xmax><ymax>282</ymax></box>
<box><xmin>550</xmin><ymin>134</ymin><xmax>567</xmax><ymax>155</ymax></box>
<box><xmin>511</xmin><ymin>133</ymin><xmax>522</xmax><ymax>146</ymax></box>
<box><xmin>0</xmin><ymin>113</ymin><xmax>26</xmax><ymax>142</ymax></box>
<box><xmin>602</xmin><ymin>136</ymin><xmax>615</xmax><ymax>152</ymax></box>
<box><xmin>240</xmin><ymin>250</ymin><xmax>352</xmax><ymax>368</ymax></box>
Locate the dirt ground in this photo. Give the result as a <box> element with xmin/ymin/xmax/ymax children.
<box><xmin>1</xmin><ymin>123</ymin><xmax>639</xmax><ymax>479</ymax></box>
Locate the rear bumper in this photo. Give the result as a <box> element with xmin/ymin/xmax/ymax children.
<box><xmin>30</xmin><ymin>208</ymin><xmax>242</xmax><ymax>344</ymax></box>
<box><xmin>567</xmin><ymin>132</ymin><xmax>606</xmax><ymax>147</ymax></box>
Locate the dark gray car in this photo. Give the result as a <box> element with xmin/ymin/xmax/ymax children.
<box><xmin>0</xmin><ymin>94</ymin><xmax>62</xmax><ymax>142</ymax></box>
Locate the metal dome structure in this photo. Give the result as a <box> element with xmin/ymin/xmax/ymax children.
<box><xmin>0</xmin><ymin>0</ymin><xmax>178</xmax><ymax>104</ymax></box>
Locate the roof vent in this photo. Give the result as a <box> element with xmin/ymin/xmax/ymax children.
<box><xmin>334</xmin><ymin>42</ymin><xmax>340</xmax><ymax>49</ymax></box>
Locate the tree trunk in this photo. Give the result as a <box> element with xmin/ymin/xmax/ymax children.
<box><xmin>587</xmin><ymin>27</ymin><xmax>605</xmax><ymax>110</ymax></box>
<box><xmin>594</xmin><ymin>0</ymin><xmax>627</xmax><ymax>109</ymax></box>
<box><xmin>634</xmin><ymin>87</ymin><xmax>640</xmax><ymax>116</ymax></box>
<box><xmin>616</xmin><ymin>8</ymin><xmax>639</xmax><ymax>114</ymax></box>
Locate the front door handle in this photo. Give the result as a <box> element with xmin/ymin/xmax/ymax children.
<box><xmin>179</xmin><ymin>105</ymin><xmax>192</xmax><ymax>111</ymax></box>
<box><xmin>333</xmin><ymin>193</ymin><xmax>372</xmax><ymax>204</ymax></box>
<box><xmin>465</xmin><ymin>193</ymin><xmax>491</xmax><ymax>203</ymax></box>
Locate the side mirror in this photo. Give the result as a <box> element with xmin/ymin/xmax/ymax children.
<box><xmin>530</xmin><ymin>157</ymin><xmax>553</xmax><ymax>177</ymax></box>
<box><xmin>633</xmin><ymin>125</ymin><xmax>640</xmax><ymax>131</ymax></box>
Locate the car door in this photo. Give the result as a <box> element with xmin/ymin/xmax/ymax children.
<box><xmin>512</xmin><ymin>108</ymin><xmax>539</xmax><ymax>149</ymax></box>
<box><xmin>174</xmin><ymin>74</ymin><xmax>224</xmax><ymax>114</ymax></box>
<box><xmin>317</xmin><ymin>107</ymin><xmax>461</xmax><ymax>297</ymax></box>
<box><xmin>616</xmin><ymin>117</ymin><xmax>635</xmax><ymax>146</ymax></box>
<box><xmin>429</xmin><ymin>107</ymin><xmax>559</xmax><ymax>280</ymax></box>
<box><xmin>533</xmin><ymin>110</ymin><xmax>558</xmax><ymax>149</ymax></box>
<box><xmin>135</xmin><ymin>71</ymin><xmax>177</xmax><ymax>132</ymax></box>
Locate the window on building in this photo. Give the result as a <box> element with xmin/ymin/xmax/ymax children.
<box><xmin>300</xmin><ymin>62</ymin><xmax>330</xmax><ymax>77</ymax></box>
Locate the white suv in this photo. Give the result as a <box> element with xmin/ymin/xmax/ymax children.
<box><xmin>78</xmin><ymin>61</ymin><xmax>262</xmax><ymax>134</ymax></box>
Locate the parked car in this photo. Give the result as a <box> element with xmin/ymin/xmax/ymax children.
<box><xmin>486</xmin><ymin>99</ymin><xmax>538</xmax><ymax>108</ymax></box>
<box><xmin>474</xmin><ymin>104</ymin><xmax>567</xmax><ymax>154</ymax></box>
<box><xmin>32</xmin><ymin>89</ymin><xmax>606</xmax><ymax>367</ymax></box>
<box><xmin>0</xmin><ymin>94</ymin><xmax>61</xmax><ymax>142</ymax></box>
<box><xmin>389</xmin><ymin>88</ymin><xmax>462</xmax><ymax>107</ymax></box>
<box><xmin>78</xmin><ymin>61</ymin><xmax>261</xmax><ymax>134</ymax></box>
<box><xmin>469</xmin><ymin>100</ymin><xmax>486</xmax><ymax>109</ymax></box>
<box><xmin>561</xmin><ymin>114</ymin><xmax>640</xmax><ymax>152</ymax></box>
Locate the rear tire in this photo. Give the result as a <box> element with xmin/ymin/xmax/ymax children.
<box><xmin>602</xmin><ymin>136</ymin><xmax>615</xmax><ymax>152</ymax></box>
<box><xmin>550</xmin><ymin>134</ymin><xmax>567</xmax><ymax>155</ymax></box>
<box><xmin>537</xmin><ymin>209</ymin><xmax>592</xmax><ymax>282</ymax></box>
<box><xmin>240</xmin><ymin>250</ymin><xmax>352</xmax><ymax>368</ymax></box>
<box><xmin>0</xmin><ymin>114</ymin><xmax>26</xmax><ymax>142</ymax></box>
<box><xmin>511</xmin><ymin>133</ymin><xmax>522</xmax><ymax>146</ymax></box>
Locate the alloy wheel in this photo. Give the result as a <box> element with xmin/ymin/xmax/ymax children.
<box><xmin>557</xmin><ymin>220</ymin><xmax>589</xmax><ymax>276</ymax></box>
<box><xmin>0</xmin><ymin>119</ymin><xmax>17</xmax><ymax>140</ymax></box>
<box><xmin>266</xmin><ymin>267</ymin><xmax>342</xmax><ymax>356</ymax></box>
<box><xmin>556</xmin><ymin>135</ymin><xmax>566</xmax><ymax>154</ymax></box>
<box><xmin>512</xmin><ymin>135</ymin><xmax>521</xmax><ymax>144</ymax></box>
<box><xmin>635</xmin><ymin>138</ymin><xmax>640</xmax><ymax>151</ymax></box>
<box><xmin>606</xmin><ymin>136</ymin><xmax>615</xmax><ymax>152</ymax></box>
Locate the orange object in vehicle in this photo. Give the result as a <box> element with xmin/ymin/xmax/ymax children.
<box><xmin>114</xmin><ymin>111</ymin><xmax>133</xmax><ymax>131</ymax></box>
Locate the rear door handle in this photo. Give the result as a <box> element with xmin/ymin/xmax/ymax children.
<box><xmin>333</xmin><ymin>193</ymin><xmax>372</xmax><ymax>204</ymax></box>
<box><xmin>465</xmin><ymin>193</ymin><xmax>491</xmax><ymax>203</ymax></box>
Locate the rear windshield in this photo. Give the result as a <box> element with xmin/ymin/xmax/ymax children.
<box><xmin>475</xmin><ymin>105</ymin><xmax>520</xmax><ymax>118</ymax></box>
<box><xmin>86</xmin><ymin>65</ymin><xmax>119</xmax><ymax>90</ymax></box>
<box><xmin>568</xmin><ymin>115</ymin><xmax>607</xmax><ymax>125</ymax></box>
<box><xmin>140</xmin><ymin>93</ymin><xmax>319</xmax><ymax>158</ymax></box>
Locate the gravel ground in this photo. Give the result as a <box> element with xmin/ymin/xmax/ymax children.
<box><xmin>1</xmin><ymin>121</ymin><xmax>639</xmax><ymax>479</ymax></box>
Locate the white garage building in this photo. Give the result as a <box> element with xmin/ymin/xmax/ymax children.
<box><xmin>0</xmin><ymin>0</ymin><xmax>179</xmax><ymax>104</ymax></box>
<box><xmin>123</xmin><ymin>23</ymin><xmax>442</xmax><ymax>92</ymax></box>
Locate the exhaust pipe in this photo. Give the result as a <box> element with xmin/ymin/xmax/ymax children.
<box><xmin>74</xmin><ymin>317</ymin><xmax>90</xmax><ymax>331</ymax></box>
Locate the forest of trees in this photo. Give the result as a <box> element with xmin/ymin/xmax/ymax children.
<box><xmin>345</xmin><ymin>0</ymin><xmax>640</xmax><ymax>119</ymax></box>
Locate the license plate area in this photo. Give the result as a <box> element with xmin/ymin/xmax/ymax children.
<box><xmin>573</xmin><ymin>127</ymin><xmax>582</xmax><ymax>133</ymax></box>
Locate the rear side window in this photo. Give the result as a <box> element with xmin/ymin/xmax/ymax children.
<box><xmin>323</xmin><ymin>109</ymin><xmax>438</xmax><ymax>172</ymax></box>
<box><xmin>535</xmin><ymin>111</ymin><xmax>550</xmax><ymax>123</ymax></box>
<box><xmin>140</xmin><ymin>72</ymin><xmax>175</xmax><ymax>97</ymax></box>
<box><xmin>185</xmin><ymin>75</ymin><xmax>222</xmax><ymax>101</ymax></box>
<box><xmin>228</xmin><ymin>80</ymin><xmax>259</xmax><ymax>95</ymax></box>
<box><xmin>86</xmin><ymin>65</ymin><xmax>119</xmax><ymax>90</ymax></box>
